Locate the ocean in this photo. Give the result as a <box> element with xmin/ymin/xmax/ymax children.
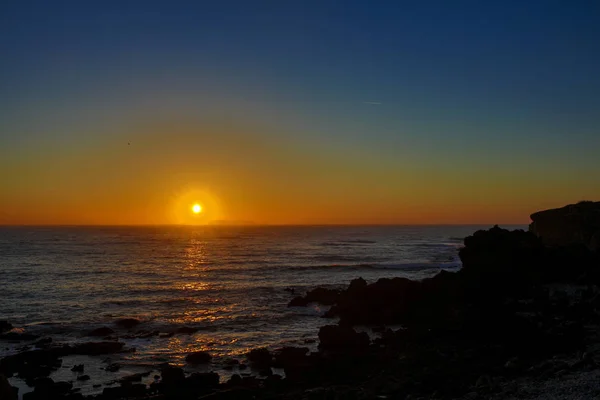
<box><xmin>0</xmin><ymin>225</ymin><xmax>524</xmax><ymax>396</ymax></box>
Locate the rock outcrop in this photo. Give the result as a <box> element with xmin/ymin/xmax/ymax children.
<box><xmin>185</xmin><ymin>351</ymin><xmax>212</xmax><ymax>364</ymax></box>
<box><xmin>530</xmin><ymin>201</ymin><xmax>600</xmax><ymax>250</ymax></box>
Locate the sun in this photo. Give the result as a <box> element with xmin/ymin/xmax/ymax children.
<box><xmin>192</xmin><ymin>204</ymin><xmax>202</xmax><ymax>214</ymax></box>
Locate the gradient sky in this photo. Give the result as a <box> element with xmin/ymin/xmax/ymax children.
<box><xmin>1</xmin><ymin>1</ymin><xmax>599</xmax><ymax>225</ymax></box>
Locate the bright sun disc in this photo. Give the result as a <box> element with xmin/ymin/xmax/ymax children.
<box><xmin>192</xmin><ymin>204</ymin><xmax>202</xmax><ymax>214</ymax></box>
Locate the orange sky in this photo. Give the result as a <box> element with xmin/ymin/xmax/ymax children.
<box><xmin>2</xmin><ymin>2</ymin><xmax>600</xmax><ymax>226</ymax></box>
<box><xmin>1</xmin><ymin>114</ymin><xmax>596</xmax><ymax>226</ymax></box>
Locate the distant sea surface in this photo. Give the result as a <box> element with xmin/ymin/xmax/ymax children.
<box><xmin>0</xmin><ymin>225</ymin><xmax>524</xmax><ymax>388</ymax></box>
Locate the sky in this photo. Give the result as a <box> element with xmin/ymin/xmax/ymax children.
<box><xmin>1</xmin><ymin>0</ymin><xmax>599</xmax><ymax>225</ymax></box>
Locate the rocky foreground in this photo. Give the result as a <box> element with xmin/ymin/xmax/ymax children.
<box><xmin>2</xmin><ymin>202</ymin><xmax>600</xmax><ymax>400</ymax></box>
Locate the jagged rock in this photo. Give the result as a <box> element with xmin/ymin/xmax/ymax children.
<box><xmin>185</xmin><ymin>351</ymin><xmax>212</xmax><ymax>364</ymax></box>
<box><xmin>348</xmin><ymin>277</ymin><xmax>367</xmax><ymax>293</ymax></box>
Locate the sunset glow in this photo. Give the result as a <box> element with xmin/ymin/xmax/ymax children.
<box><xmin>0</xmin><ymin>2</ymin><xmax>598</xmax><ymax>226</ymax></box>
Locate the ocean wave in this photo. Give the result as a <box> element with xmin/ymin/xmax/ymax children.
<box><xmin>309</xmin><ymin>254</ymin><xmax>387</xmax><ymax>263</ymax></box>
<box><xmin>411</xmin><ymin>242</ymin><xmax>461</xmax><ymax>248</ymax></box>
<box><xmin>366</xmin><ymin>262</ymin><xmax>462</xmax><ymax>271</ymax></box>
<box><xmin>319</xmin><ymin>239</ymin><xmax>376</xmax><ymax>247</ymax></box>
<box><xmin>284</xmin><ymin>262</ymin><xmax>462</xmax><ymax>272</ymax></box>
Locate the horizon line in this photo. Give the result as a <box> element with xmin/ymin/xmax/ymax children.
<box><xmin>0</xmin><ymin>222</ymin><xmax>530</xmax><ymax>228</ymax></box>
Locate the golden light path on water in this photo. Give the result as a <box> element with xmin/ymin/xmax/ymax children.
<box><xmin>137</xmin><ymin>225</ymin><xmax>258</xmax><ymax>364</ymax></box>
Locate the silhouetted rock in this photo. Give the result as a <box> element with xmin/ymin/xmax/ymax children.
<box><xmin>460</xmin><ymin>225</ymin><xmax>600</xmax><ymax>287</ymax></box>
<box><xmin>114</xmin><ymin>318</ymin><xmax>141</xmax><ymax>329</ymax></box>
<box><xmin>459</xmin><ymin>225</ymin><xmax>544</xmax><ymax>281</ymax></box>
<box><xmin>160</xmin><ymin>366</ymin><xmax>185</xmax><ymax>385</ymax></box>
<box><xmin>318</xmin><ymin>325</ymin><xmax>369</xmax><ymax>351</ymax></box>
<box><xmin>530</xmin><ymin>201</ymin><xmax>600</xmax><ymax>249</ymax></box>
<box><xmin>324</xmin><ymin>276</ymin><xmax>426</xmax><ymax>326</ymax></box>
<box><xmin>86</xmin><ymin>327</ymin><xmax>114</xmax><ymax>337</ymax></box>
<box><xmin>185</xmin><ymin>351</ymin><xmax>212</xmax><ymax>364</ymax></box>
<box><xmin>246</xmin><ymin>348</ymin><xmax>272</xmax><ymax>367</ymax></box>
<box><xmin>0</xmin><ymin>321</ymin><xmax>13</xmax><ymax>334</ymax></box>
<box><xmin>348</xmin><ymin>277</ymin><xmax>367</xmax><ymax>293</ymax></box>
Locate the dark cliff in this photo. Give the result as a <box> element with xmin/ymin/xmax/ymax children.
<box><xmin>530</xmin><ymin>201</ymin><xmax>600</xmax><ymax>251</ymax></box>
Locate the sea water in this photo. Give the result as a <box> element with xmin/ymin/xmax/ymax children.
<box><xmin>0</xmin><ymin>225</ymin><xmax>524</xmax><ymax>396</ymax></box>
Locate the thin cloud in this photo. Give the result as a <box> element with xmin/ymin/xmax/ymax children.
<box><xmin>363</xmin><ymin>101</ymin><xmax>382</xmax><ymax>105</ymax></box>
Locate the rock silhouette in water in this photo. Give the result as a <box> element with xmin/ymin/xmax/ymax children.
<box><xmin>185</xmin><ymin>351</ymin><xmax>212</xmax><ymax>364</ymax></box>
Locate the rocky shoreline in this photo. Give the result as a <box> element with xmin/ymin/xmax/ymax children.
<box><xmin>2</xmin><ymin>202</ymin><xmax>600</xmax><ymax>400</ymax></box>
